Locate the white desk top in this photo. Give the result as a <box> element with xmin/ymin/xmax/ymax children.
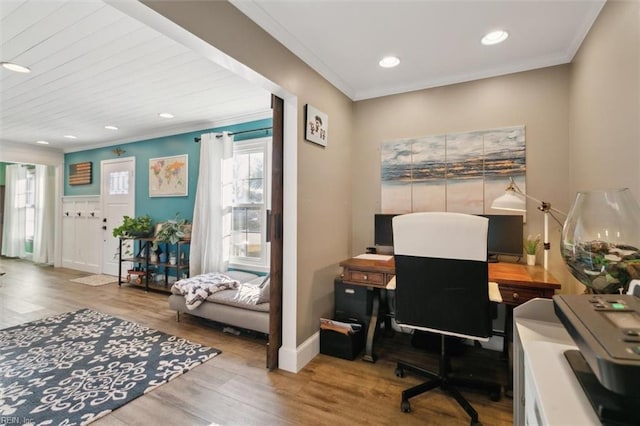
<box><xmin>525</xmin><ymin>341</ymin><xmax>599</xmax><ymax>425</ymax></box>
<box><xmin>514</xmin><ymin>299</ymin><xmax>599</xmax><ymax>426</ymax></box>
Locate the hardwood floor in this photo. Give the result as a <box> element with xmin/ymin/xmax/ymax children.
<box><xmin>0</xmin><ymin>258</ymin><xmax>513</xmax><ymax>425</ymax></box>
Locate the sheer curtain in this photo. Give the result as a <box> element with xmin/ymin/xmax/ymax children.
<box><xmin>32</xmin><ymin>165</ymin><xmax>55</xmax><ymax>264</ymax></box>
<box><xmin>190</xmin><ymin>132</ymin><xmax>234</xmax><ymax>275</ymax></box>
<box><xmin>2</xmin><ymin>165</ymin><xmax>27</xmax><ymax>258</ymax></box>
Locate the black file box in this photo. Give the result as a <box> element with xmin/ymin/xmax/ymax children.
<box><xmin>320</xmin><ymin>320</ymin><xmax>365</xmax><ymax>361</ymax></box>
<box><xmin>334</xmin><ymin>278</ymin><xmax>373</xmax><ymax>323</ymax></box>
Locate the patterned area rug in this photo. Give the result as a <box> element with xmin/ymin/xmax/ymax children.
<box><xmin>0</xmin><ymin>308</ymin><xmax>220</xmax><ymax>425</ymax></box>
<box><xmin>69</xmin><ymin>274</ymin><xmax>118</xmax><ymax>286</ymax></box>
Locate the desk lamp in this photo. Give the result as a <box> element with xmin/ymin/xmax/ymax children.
<box><xmin>491</xmin><ymin>178</ymin><xmax>565</xmax><ymax>269</ymax></box>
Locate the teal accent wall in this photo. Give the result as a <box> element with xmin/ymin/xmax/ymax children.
<box><xmin>64</xmin><ymin>118</ymin><xmax>272</xmax><ymax>224</ymax></box>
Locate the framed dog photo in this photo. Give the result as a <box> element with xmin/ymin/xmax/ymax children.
<box><xmin>305</xmin><ymin>104</ymin><xmax>328</xmax><ymax>147</ymax></box>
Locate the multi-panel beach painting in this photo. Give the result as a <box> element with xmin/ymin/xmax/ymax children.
<box><xmin>381</xmin><ymin>126</ymin><xmax>526</xmax><ymax>215</ymax></box>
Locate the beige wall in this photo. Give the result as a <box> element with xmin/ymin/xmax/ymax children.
<box><xmin>570</xmin><ymin>0</ymin><xmax>639</xmax><ymax>195</ymax></box>
<box><xmin>352</xmin><ymin>66</ymin><xmax>574</xmax><ymax>291</ymax></box>
<box><xmin>567</xmin><ymin>0</ymin><xmax>640</xmax><ymax>294</ymax></box>
<box><xmin>144</xmin><ymin>1</ymin><xmax>354</xmax><ymax>345</ymax></box>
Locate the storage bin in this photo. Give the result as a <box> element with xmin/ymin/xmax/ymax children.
<box><xmin>320</xmin><ymin>320</ymin><xmax>365</xmax><ymax>360</ymax></box>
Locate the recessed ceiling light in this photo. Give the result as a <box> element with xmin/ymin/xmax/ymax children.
<box><xmin>36</xmin><ymin>140</ymin><xmax>49</xmax><ymax>145</ymax></box>
<box><xmin>481</xmin><ymin>30</ymin><xmax>509</xmax><ymax>46</ymax></box>
<box><xmin>158</xmin><ymin>112</ymin><xmax>174</xmax><ymax>119</ymax></box>
<box><xmin>379</xmin><ymin>56</ymin><xmax>400</xmax><ymax>68</ymax></box>
<box><xmin>64</xmin><ymin>135</ymin><xmax>77</xmax><ymax>139</ymax></box>
<box><xmin>1</xmin><ymin>61</ymin><xmax>31</xmax><ymax>73</ymax></box>
<box><xmin>105</xmin><ymin>125</ymin><xmax>118</xmax><ymax>130</ymax></box>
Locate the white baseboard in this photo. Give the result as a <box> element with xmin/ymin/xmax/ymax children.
<box><xmin>278</xmin><ymin>331</ymin><xmax>319</xmax><ymax>373</ymax></box>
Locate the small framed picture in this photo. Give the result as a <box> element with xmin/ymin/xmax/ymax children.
<box><xmin>305</xmin><ymin>104</ymin><xmax>328</xmax><ymax>147</ymax></box>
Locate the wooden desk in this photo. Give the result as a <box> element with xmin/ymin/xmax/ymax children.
<box><xmin>339</xmin><ymin>256</ymin><xmax>561</xmax><ymax>362</ymax></box>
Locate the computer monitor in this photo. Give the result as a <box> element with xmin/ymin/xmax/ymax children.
<box><xmin>374</xmin><ymin>214</ymin><xmax>399</xmax><ymax>247</ymax></box>
<box><xmin>478</xmin><ymin>214</ymin><xmax>524</xmax><ymax>260</ymax></box>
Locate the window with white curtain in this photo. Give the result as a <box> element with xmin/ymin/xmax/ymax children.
<box><xmin>25</xmin><ymin>169</ymin><xmax>35</xmax><ymax>241</ymax></box>
<box><xmin>230</xmin><ymin>138</ymin><xmax>270</xmax><ymax>270</ymax></box>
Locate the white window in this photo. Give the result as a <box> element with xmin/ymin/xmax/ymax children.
<box><xmin>230</xmin><ymin>138</ymin><xmax>271</xmax><ymax>270</ymax></box>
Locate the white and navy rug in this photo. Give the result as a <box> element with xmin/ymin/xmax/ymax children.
<box><xmin>0</xmin><ymin>308</ymin><xmax>220</xmax><ymax>425</ymax></box>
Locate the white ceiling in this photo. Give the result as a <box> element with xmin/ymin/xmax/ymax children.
<box><xmin>232</xmin><ymin>0</ymin><xmax>606</xmax><ymax>100</ymax></box>
<box><xmin>0</xmin><ymin>0</ymin><xmax>271</xmax><ymax>152</ymax></box>
<box><xmin>1</xmin><ymin>0</ymin><xmax>606</xmax><ymax>153</ymax></box>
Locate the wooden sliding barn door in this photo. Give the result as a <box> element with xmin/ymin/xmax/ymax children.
<box><xmin>267</xmin><ymin>95</ymin><xmax>284</xmax><ymax>370</ymax></box>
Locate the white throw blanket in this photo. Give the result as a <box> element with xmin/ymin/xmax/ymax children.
<box><xmin>171</xmin><ymin>273</ymin><xmax>240</xmax><ymax>310</ymax></box>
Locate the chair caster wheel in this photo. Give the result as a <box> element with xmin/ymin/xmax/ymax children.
<box><xmin>489</xmin><ymin>390</ymin><xmax>501</xmax><ymax>402</ymax></box>
<box><xmin>470</xmin><ymin>420</ymin><xmax>482</xmax><ymax>426</ymax></box>
<box><xmin>401</xmin><ymin>400</ymin><xmax>411</xmax><ymax>413</ymax></box>
<box><xmin>395</xmin><ymin>367</ymin><xmax>404</xmax><ymax>378</ymax></box>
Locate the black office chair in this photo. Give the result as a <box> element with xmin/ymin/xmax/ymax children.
<box><xmin>392</xmin><ymin>212</ymin><xmax>501</xmax><ymax>426</ymax></box>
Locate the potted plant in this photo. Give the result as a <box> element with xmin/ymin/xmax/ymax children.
<box><xmin>111</xmin><ymin>215</ymin><xmax>153</xmax><ymax>259</ymax></box>
<box><xmin>151</xmin><ymin>213</ymin><xmax>190</xmax><ymax>252</ymax></box>
<box><xmin>524</xmin><ymin>234</ymin><xmax>541</xmax><ymax>266</ymax></box>
<box><xmin>112</xmin><ymin>215</ymin><xmax>153</xmax><ymax>238</ymax></box>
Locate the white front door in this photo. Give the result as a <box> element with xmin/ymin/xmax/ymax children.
<box><xmin>101</xmin><ymin>157</ymin><xmax>135</xmax><ymax>276</ymax></box>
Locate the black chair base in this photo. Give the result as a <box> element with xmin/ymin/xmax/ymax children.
<box><xmin>395</xmin><ymin>336</ymin><xmax>502</xmax><ymax>426</ymax></box>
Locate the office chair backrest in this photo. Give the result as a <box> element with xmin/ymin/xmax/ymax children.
<box><xmin>393</xmin><ymin>212</ymin><xmax>491</xmax><ymax>339</ymax></box>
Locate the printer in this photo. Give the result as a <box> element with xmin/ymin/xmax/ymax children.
<box><xmin>553</xmin><ymin>281</ymin><xmax>640</xmax><ymax>425</ymax></box>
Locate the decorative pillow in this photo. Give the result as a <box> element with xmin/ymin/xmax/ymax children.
<box><xmin>257</xmin><ymin>276</ymin><xmax>270</xmax><ymax>304</ymax></box>
<box><xmin>232</xmin><ymin>274</ymin><xmax>270</xmax><ymax>305</ymax></box>
<box><xmin>258</xmin><ymin>273</ymin><xmax>270</xmax><ymax>288</ymax></box>
<box><xmin>233</xmin><ymin>283</ymin><xmax>260</xmax><ymax>305</ymax></box>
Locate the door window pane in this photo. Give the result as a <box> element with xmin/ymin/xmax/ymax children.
<box><xmin>109</xmin><ymin>171</ymin><xmax>129</xmax><ymax>195</ymax></box>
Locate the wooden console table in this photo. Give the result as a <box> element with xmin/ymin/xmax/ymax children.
<box><xmin>339</xmin><ymin>256</ymin><xmax>561</xmax><ymax>362</ymax></box>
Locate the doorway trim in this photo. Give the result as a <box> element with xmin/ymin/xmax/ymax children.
<box><xmin>109</xmin><ymin>1</ymin><xmax>301</xmax><ymax>372</ymax></box>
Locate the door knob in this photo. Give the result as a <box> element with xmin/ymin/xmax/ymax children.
<box><xmin>102</xmin><ymin>226</ymin><xmax>107</xmax><ymax>230</ymax></box>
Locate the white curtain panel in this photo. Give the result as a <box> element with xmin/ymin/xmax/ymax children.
<box><xmin>32</xmin><ymin>165</ymin><xmax>55</xmax><ymax>264</ymax></box>
<box><xmin>190</xmin><ymin>132</ymin><xmax>234</xmax><ymax>275</ymax></box>
<box><xmin>1</xmin><ymin>165</ymin><xmax>27</xmax><ymax>257</ymax></box>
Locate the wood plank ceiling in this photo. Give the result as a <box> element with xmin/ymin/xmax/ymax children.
<box><xmin>0</xmin><ymin>0</ymin><xmax>271</xmax><ymax>151</ymax></box>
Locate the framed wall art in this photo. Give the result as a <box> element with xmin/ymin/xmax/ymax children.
<box><xmin>305</xmin><ymin>104</ymin><xmax>328</xmax><ymax>147</ymax></box>
<box><xmin>68</xmin><ymin>161</ymin><xmax>92</xmax><ymax>185</ymax></box>
<box><xmin>149</xmin><ymin>154</ymin><xmax>188</xmax><ymax>197</ymax></box>
<box><xmin>381</xmin><ymin>125</ymin><xmax>526</xmax><ymax>215</ymax></box>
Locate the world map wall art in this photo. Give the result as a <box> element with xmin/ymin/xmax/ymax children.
<box><xmin>381</xmin><ymin>125</ymin><xmax>526</xmax><ymax>214</ymax></box>
<box><xmin>149</xmin><ymin>154</ymin><xmax>188</xmax><ymax>197</ymax></box>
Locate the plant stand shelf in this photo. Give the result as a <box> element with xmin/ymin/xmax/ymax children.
<box><xmin>118</xmin><ymin>237</ymin><xmax>190</xmax><ymax>293</ymax></box>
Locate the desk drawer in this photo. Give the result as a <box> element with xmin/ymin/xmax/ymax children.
<box><xmin>344</xmin><ymin>270</ymin><xmax>385</xmax><ymax>286</ymax></box>
<box><xmin>500</xmin><ymin>286</ymin><xmax>545</xmax><ymax>305</ymax></box>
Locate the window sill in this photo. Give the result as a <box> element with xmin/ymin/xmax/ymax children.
<box><xmin>228</xmin><ymin>261</ymin><xmax>269</xmax><ymax>274</ymax></box>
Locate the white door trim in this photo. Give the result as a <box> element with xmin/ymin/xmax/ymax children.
<box><xmin>101</xmin><ymin>156</ymin><xmax>136</xmax><ymax>276</ymax></box>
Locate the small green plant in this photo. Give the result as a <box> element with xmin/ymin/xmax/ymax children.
<box><xmin>152</xmin><ymin>213</ymin><xmax>190</xmax><ymax>251</ymax></box>
<box><xmin>112</xmin><ymin>215</ymin><xmax>153</xmax><ymax>238</ymax></box>
<box><xmin>524</xmin><ymin>234</ymin><xmax>541</xmax><ymax>255</ymax></box>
